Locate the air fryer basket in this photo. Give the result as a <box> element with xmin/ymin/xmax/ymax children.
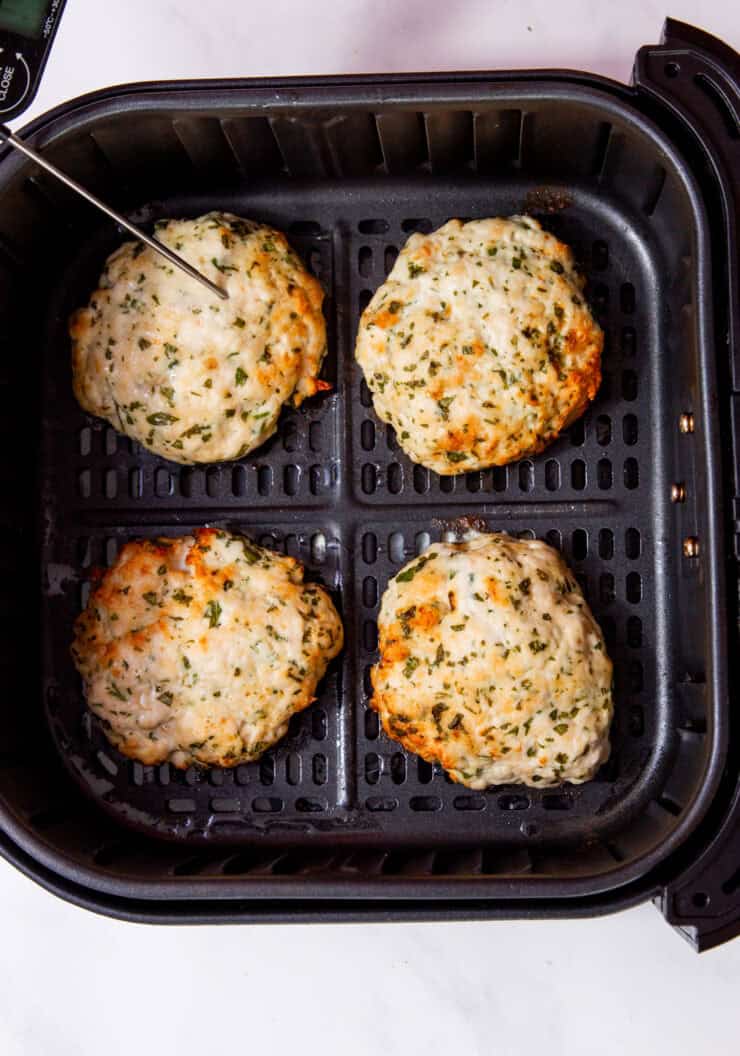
<box><xmin>0</xmin><ymin>19</ymin><xmax>737</xmax><ymax>949</ymax></box>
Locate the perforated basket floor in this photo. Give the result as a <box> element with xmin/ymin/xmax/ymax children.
<box><xmin>37</xmin><ymin>168</ymin><xmax>712</xmax><ymax>869</ymax></box>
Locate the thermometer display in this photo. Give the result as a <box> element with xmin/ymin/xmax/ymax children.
<box><xmin>0</xmin><ymin>0</ymin><xmax>50</xmax><ymax>40</ymax></box>
<box><xmin>0</xmin><ymin>0</ymin><xmax>66</xmax><ymax>119</ymax></box>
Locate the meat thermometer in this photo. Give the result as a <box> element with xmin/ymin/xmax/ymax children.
<box><xmin>0</xmin><ymin>0</ymin><xmax>228</xmax><ymax>299</ymax></box>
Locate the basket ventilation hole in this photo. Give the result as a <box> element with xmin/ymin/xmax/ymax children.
<box><xmin>309</xmin><ymin>464</ymin><xmax>328</xmax><ymax>494</ymax></box>
<box><xmin>362</xmin><ymin>665</ymin><xmax>374</xmax><ymax>697</ymax></box>
<box><xmin>388</xmin><ymin>462</ymin><xmax>402</xmax><ymax>494</ymax></box>
<box><xmin>402</xmin><ymin>218</ymin><xmax>433</xmax><ymax>233</ymax></box>
<box><xmin>629</xmin><ymin>659</ymin><xmax>644</xmax><ymax>692</ymax></box>
<box><xmin>625</xmin><ymin>527</ymin><xmax>641</xmax><ymax>559</ymax></box>
<box><xmin>129</xmin><ymin>468</ymin><xmax>143</xmax><ymax>498</ymax></box>
<box><xmin>572</xmin><ymin>528</ymin><xmax>587</xmax><ymax>561</ymax></box>
<box><xmin>546</xmin><ymin>529</ymin><xmax>561</xmax><ymax>551</ymax></box>
<box><xmin>413</xmin><ymin>464</ymin><xmax>430</xmax><ymax>493</ymax></box>
<box><xmin>519</xmin><ymin>460</ymin><xmax>534</xmax><ymax>492</ymax></box>
<box><xmin>358</xmin><ymin>218</ymin><xmax>388</xmax><ymax>234</ymax></box>
<box><xmin>571</xmin><ymin>459</ymin><xmax>586</xmax><ymax>490</ymax></box>
<box><xmin>545</xmin><ymin>459</ymin><xmax>560</xmax><ymax>491</ymax></box>
<box><xmin>492</xmin><ymin>466</ymin><xmax>507</xmax><ymax>492</ymax></box>
<box><xmin>252</xmin><ymin>797</ymin><xmax>283</xmax><ymax>813</ymax></box>
<box><xmin>365</xmin><ymin>710</ymin><xmax>379</xmax><ymax>740</ymax></box>
<box><xmin>453</xmin><ymin>795</ymin><xmax>485</xmax><ymax>811</ymax></box>
<box><xmin>205</xmin><ymin>467</ymin><xmax>220</xmax><ymax>498</ymax></box>
<box><xmin>418</xmin><ymin>759</ymin><xmax>434</xmax><ymax>784</ymax></box>
<box><xmin>310</xmin><ymin>532</ymin><xmax>326</xmax><ymax>564</ymax></box>
<box><xmin>362</xmin><ymin>464</ymin><xmax>377</xmax><ymax>494</ymax></box>
<box><xmin>499</xmin><ymin>794</ymin><xmax>529</xmax><ymax>811</ymax></box>
<box><xmin>569</xmin><ymin>418</ymin><xmax>585</xmax><ymax>446</ymax></box>
<box><xmin>592</xmin><ymin>282</ymin><xmax>609</xmax><ymax>314</ymax></box>
<box><xmin>312</xmin><ymin>754</ymin><xmax>327</xmax><ymax>785</ymax></box>
<box><xmin>600</xmin><ymin>573</ymin><xmax>615</xmax><ymax>604</ymax></box>
<box><xmin>389</xmin><ymin>531</ymin><xmax>405</xmax><ymax>563</ymax></box>
<box><xmin>599</xmin><ymin>528</ymin><xmax>614</xmax><ymax>560</ymax></box>
<box><xmin>286</xmin><ymin>754</ymin><xmax>301</xmax><ymax>786</ymax></box>
<box><xmin>415</xmin><ymin>531</ymin><xmax>431</xmax><ymax>554</ymax></box>
<box><xmin>623</xmin><ymin>414</ymin><xmax>638</xmax><ymax>445</ymax></box>
<box><xmin>390</xmin><ymin>753</ymin><xmax>406</xmax><ymax>784</ymax></box>
<box><xmin>362</xmin><ymin>532</ymin><xmax>377</xmax><ymax>563</ymax></box>
<box><xmin>284</xmin><ymin>465</ymin><xmax>298</xmax><ymax>496</ymax></box>
<box><xmin>366</xmin><ymin>796</ymin><xmax>397</xmax><ymax>812</ymax></box>
<box><xmin>410</xmin><ymin>796</ymin><xmax>441</xmax><ymax>812</ymax></box>
<box><xmin>626</xmin><ymin>571</ymin><xmax>642</xmax><ymax>603</ymax></box>
<box><xmin>624</xmin><ymin>458</ymin><xmax>639</xmax><ymax>489</ymax></box>
<box><xmin>629</xmin><ymin>704</ymin><xmax>645</xmax><ymax>738</ymax></box>
<box><xmin>596</xmin><ymin>415</ymin><xmax>611</xmax><ymax>445</ymax></box>
<box><xmin>592</xmin><ymin>240</ymin><xmax>608</xmax><ymax>270</ymax></box>
<box><xmin>311</xmin><ymin>708</ymin><xmax>327</xmax><ymax>741</ymax></box>
<box><xmin>365</xmin><ymin>753</ymin><xmax>381</xmax><ymax>784</ymax></box>
<box><xmin>598</xmin><ymin>458</ymin><xmax>612</xmax><ymax>490</ymax></box>
<box><xmin>627</xmin><ymin>615</ymin><xmax>642</xmax><ymax>647</ymax></box>
<box><xmin>282</xmin><ymin>420</ymin><xmax>297</xmax><ymax>452</ymax></box>
<box><xmin>363</xmin><ymin>619</ymin><xmax>378</xmax><ymax>651</ymax></box>
<box><xmin>179</xmin><ymin>467</ymin><xmax>194</xmax><ymax>498</ymax></box>
<box><xmin>620</xmin><ymin>283</ymin><xmax>636</xmax><ymax>314</ymax></box>
<box><xmin>231</xmin><ymin>465</ymin><xmax>246</xmax><ymax>496</ymax></box>
<box><xmin>363</xmin><ymin>576</ymin><xmax>378</xmax><ymax>608</ymax></box>
<box><xmin>622</xmin><ymin>370</ymin><xmax>638</xmax><ymax>401</ymax></box>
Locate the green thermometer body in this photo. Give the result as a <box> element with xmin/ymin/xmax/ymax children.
<box><xmin>0</xmin><ymin>0</ymin><xmax>67</xmax><ymax>121</ymax></box>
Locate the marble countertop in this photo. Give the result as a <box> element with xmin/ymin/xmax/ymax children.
<box><xmin>4</xmin><ymin>2</ymin><xmax>740</xmax><ymax>1053</ymax></box>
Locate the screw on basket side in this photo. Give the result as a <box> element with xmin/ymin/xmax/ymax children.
<box><xmin>679</xmin><ymin>413</ymin><xmax>695</xmax><ymax>434</ymax></box>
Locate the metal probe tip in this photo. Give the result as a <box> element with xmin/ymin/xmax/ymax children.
<box><xmin>0</xmin><ymin>124</ymin><xmax>229</xmax><ymax>301</ymax></box>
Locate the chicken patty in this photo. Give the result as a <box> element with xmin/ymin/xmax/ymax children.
<box><xmin>70</xmin><ymin>212</ymin><xmax>328</xmax><ymax>464</ymax></box>
<box><xmin>71</xmin><ymin>528</ymin><xmax>343</xmax><ymax>768</ymax></box>
<box><xmin>370</xmin><ymin>530</ymin><xmax>613</xmax><ymax>788</ymax></box>
<box><xmin>355</xmin><ymin>216</ymin><xmax>602</xmax><ymax>474</ymax></box>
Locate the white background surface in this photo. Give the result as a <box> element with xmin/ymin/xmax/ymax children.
<box><xmin>4</xmin><ymin>2</ymin><xmax>740</xmax><ymax>1053</ymax></box>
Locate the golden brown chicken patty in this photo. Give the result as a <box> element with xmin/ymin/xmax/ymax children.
<box><xmin>70</xmin><ymin>212</ymin><xmax>329</xmax><ymax>464</ymax></box>
<box><xmin>355</xmin><ymin>216</ymin><xmax>602</xmax><ymax>474</ymax></box>
<box><xmin>370</xmin><ymin>531</ymin><xmax>613</xmax><ymax>788</ymax></box>
<box><xmin>71</xmin><ymin>528</ymin><xmax>343</xmax><ymax>768</ymax></box>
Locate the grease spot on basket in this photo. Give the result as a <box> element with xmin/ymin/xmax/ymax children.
<box><xmin>522</xmin><ymin>187</ymin><xmax>573</xmax><ymax>213</ymax></box>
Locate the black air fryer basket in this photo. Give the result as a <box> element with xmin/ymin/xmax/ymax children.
<box><xmin>0</xmin><ymin>18</ymin><xmax>738</xmax><ymax>950</ymax></box>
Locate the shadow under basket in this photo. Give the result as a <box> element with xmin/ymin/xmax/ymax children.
<box><xmin>0</xmin><ymin>18</ymin><xmax>738</xmax><ymax>950</ymax></box>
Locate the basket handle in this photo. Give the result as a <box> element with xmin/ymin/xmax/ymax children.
<box><xmin>635</xmin><ymin>19</ymin><xmax>740</xmax><ymax>951</ymax></box>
